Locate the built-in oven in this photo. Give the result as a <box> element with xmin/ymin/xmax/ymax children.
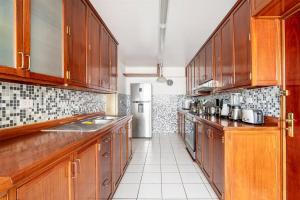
<box><xmin>185</xmin><ymin>113</ymin><xmax>196</xmax><ymax>160</ymax></box>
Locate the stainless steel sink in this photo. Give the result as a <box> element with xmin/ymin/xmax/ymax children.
<box><xmin>42</xmin><ymin>116</ymin><xmax>120</xmax><ymax>133</ymax></box>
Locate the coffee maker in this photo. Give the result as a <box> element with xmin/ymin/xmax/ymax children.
<box><xmin>229</xmin><ymin>93</ymin><xmax>242</xmax><ymax>120</ymax></box>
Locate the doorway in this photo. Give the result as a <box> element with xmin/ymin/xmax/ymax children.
<box><xmin>283</xmin><ymin>8</ymin><xmax>300</xmax><ymax>200</ymax></box>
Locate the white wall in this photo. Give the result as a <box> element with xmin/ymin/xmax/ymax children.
<box><xmin>120</xmin><ymin>66</ymin><xmax>186</xmax><ymax>95</ymax></box>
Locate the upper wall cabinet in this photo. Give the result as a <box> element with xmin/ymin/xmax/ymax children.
<box><xmin>65</xmin><ymin>0</ymin><xmax>88</xmax><ymax>87</ymax></box>
<box><xmin>0</xmin><ymin>0</ymin><xmax>118</xmax><ymax>93</ymax></box>
<box><xmin>186</xmin><ymin>0</ymin><xmax>281</xmax><ymax>95</ymax></box>
<box><xmin>251</xmin><ymin>0</ymin><xmax>299</xmax><ymax>16</ymax></box>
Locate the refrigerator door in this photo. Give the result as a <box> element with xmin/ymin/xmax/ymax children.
<box><xmin>130</xmin><ymin>83</ymin><xmax>152</xmax><ymax>102</ymax></box>
<box><xmin>132</xmin><ymin>102</ymin><xmax>152</xmax><ymax>138</ymax></box>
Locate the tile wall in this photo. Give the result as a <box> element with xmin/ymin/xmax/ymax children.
<box><xmin>0</xmin><ymin>81</ymin><xmax>106</xmax><ymax>129</ymax></box>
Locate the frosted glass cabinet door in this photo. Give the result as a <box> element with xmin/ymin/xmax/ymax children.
<box><xmin>0</xmin><ymin>0</ymin><xmax>16</xmax><ymax>67</ymax></box>
<box><xmin>30</xmin><ymin>0</ymin><xmax>63</xmax><ymax>77</ymax></box>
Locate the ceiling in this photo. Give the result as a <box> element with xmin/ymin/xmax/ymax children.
<box><xmin>90</xmin><ymin>0</ymin><xmax>237</xmax><ymax>67</ymax></box>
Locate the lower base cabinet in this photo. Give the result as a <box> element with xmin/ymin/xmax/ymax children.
<box><xmin>10</xmin><ymin>118</ymin><xmax>133</xmax><ymax>200</ymax></box>
<box><xmin>195</xmin><ymin>119</ymin><xmax>281</xmax><ymax>200</ymax></box>
<box><xmin>17</xmin><ymin>158</ymin><xmax>71</xmax><ymax>200</ymax></box>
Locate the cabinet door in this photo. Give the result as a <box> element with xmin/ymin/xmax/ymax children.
<box><xmin>110</xmin><ymin>39</ymin><xmax>118</xmax><ymax>91</ymax></box>
<box><xmin>100</xmin><ymin>28</ymin><xmax>110</xmax><ymax>89</ymax></box>
<box><xmin>205</xmin><ymin>39</ymin><xmax>214</xmax><ymax>81</ymax></box>
<box><xmin>214</xmin><ymin>31</ymin><xmax>222</xmax><ymax>87</ymax></box>
<box><xmin>251</xmin><ymin>0</ymin><xmax>273</xmax><ymax>15</ymax></box>
<box><xmin>196</xmin><ymin>122</ymin><xmax>204</xmax><ymax>165</ymax></box>
<box><xmin>75</xmin><ymin>143</ymin><xmax>98</xmax><ymax>200</ymax></box>
<box><xmin>191</xmin><ymin>61</ymin><xmax>195</xmax><ymax>92</ymax></box>
<box><xmin>194</xmin><ymin>53</ymin><xmax>200</xmax><ymax>86</ymax></box>
<box><xmin>221</xmin><ymin>18</ymin><xmax>234</xmax><ymax>87</ymax></box>
<box><xmin>87</xmin><ymin>11</ymin><xmax>101</xmax><ymax>88</ymax></box>
<box><xmin>202</xmin><ymin>125</ymin><xmax>212</xmax><ymax>179</ymax></box>
<box><xmin>113</xmin><ymin>128</ymin><xmax>121</xmax><ymax>188</ymax></box>
<box><xmin>17</xmin><ymin>158</ymin><xmax>71</xmax><ymax>200</ymax></box>
<box><xmin>65</xmin><ymin>0</ymin><xmax>87</xmax><ymax>87</ymax></box>
<box><xmin>99</xmin><ymin>134</ymin><xmax>112</xmax><ymax>200</ymax></box>
<box><xmin>121</xmin><ymin>126</ymin><xmax>127</xmax><ymax>171</ymax></box>
<box><xmin>199</xmin><ymin>49</ymin><xmax>206</xmax><ymax>83</ymax></box>
<box><xmin>127</xmin><ymin>121</ymin><xmax>133</xmax><ymax>160</ymax></box>
<box><xmin>0</xmin><ymin>1</ymin><xmax>23</xmax><ymax>75</ymax></box>
<box><xmin>27</xmin><ymin>0</ymin><xmax>63</xmax><ymax>78</ymax></box>
<box><xmin>233</xmin><ymin>0</ymin><xmax>251</xmax><ymax>87</ymax></box>
<box><xmin>212</xmin><ymin>129</ymin><xmax>224</xmax><ymax>197</ymax></box>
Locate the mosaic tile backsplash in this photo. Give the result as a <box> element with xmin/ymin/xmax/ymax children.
<box><xmin>118</xmin><ymin>86</ymin><xmax>280</xmax><ymax>135</ymax></box>
<box><xmin>193</xmin><ymin>86</ymin><xmax>280</xmax><ymax>117</ymax></box>
<box><xmin>0</xmin><ymin>81</ymin><xmax>106</xmax><ymax>129</ymax></box>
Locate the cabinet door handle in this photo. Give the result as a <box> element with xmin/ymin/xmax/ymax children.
<box><xmin>103</xmin><ymin>137</ymin><xmax>111</xmax><ymax>143</ymax></box>
<box><xmin>71</xmin><ymin>161</ymin><xmax>77</xmax><ymax>179</ymax></box>
<box><xmin>102</xmin><ymin>152</ymin><xmax>110</xmax><ymax>158</ymax></box>
<box><xmin>26</xmin><ymin>55</ymin><xmax>31</xmax><ymax>70</ymax></box>
<box><xmin>221</xmin><ymin>136</ymin><xmax>225</xmax><ymax>144</ymax></box>
<box><xmin>102</xmin><ymin>178</ymin><xmax>111</xmax><ymax>187</ymax></box>
<box><xmin>18</xmin><ymin>52</ymin><xmax>24</xmax><ymax>69</ymax></box>
<box><xmin>75</xmin><ymin>159</ymin><xmax>81</xmax><ymax>174</ymax></box>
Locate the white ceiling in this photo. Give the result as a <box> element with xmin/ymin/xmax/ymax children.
<box><xmin>90</xmin><ymin>0</ymin><xmax>237</xmax><ymax>67</ymax></box>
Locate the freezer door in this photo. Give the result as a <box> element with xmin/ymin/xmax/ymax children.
<box><xmin>132</xmin><ymin>102</ymin><xmax>152</xmax><ymax>138</ymax></box>
<box><xmin>130</xmin><ymin>83</ymin><xmax>152</xmax><ymax>102</ymax></box>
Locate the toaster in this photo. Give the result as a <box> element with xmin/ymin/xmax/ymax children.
<box><xmin>242</xmin><ymin>109</ymin><xmax>264</xmax><ymax>124</ymax></box>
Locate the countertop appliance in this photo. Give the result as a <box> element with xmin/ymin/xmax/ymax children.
<box><xmin>182</xmin><ymin>99</ymin><xmax>192</xmax><ymax>110</ymax></box>
<box><xmin>131</xmin><ymin>83</ymin><xmax>152</xmax><ymax>138</ymax></box>
<box><xmin>185</xmin><ymin>113</ymin><xmax>196</xmax><ymax>160</ymax></box>
<box><xmin>229</xmin><ymin>93</ymin><xmax>243</xmax><ymax>120</ymax></box>
<box><xmin>221</xmin><ymin>103</ymin><xmax>230</xmax><ymax>117</ymax></box>
<box><xmin>242</xmin><ymin>109</ymin><xmax>264</xmax><ymax>124</ymax></box>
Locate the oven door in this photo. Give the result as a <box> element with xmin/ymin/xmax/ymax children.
<box><xmin>185</xmin><ymin>115</ymin><xmax>196</xmax><ymax>159</ymax></box>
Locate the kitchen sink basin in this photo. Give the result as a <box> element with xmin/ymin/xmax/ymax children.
<box><xmin>42</xmin><ymin>116</ymin><xmax>120</xmax><ymax>133</ymax></box>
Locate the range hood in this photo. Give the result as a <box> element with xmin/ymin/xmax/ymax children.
<box><xmin>192</xmin><ymin>79</ymin><xmax>217</xmax><ymax>92</ymax></box>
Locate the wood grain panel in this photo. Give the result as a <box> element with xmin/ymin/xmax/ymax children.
<box><xmin>100</xmin><ymin>27</ymin><xmax>110</xmax><ymax>89</ymax></box>
<box><xmin>212</xmin><ymin>128</ymin><xmax>224</xmax><ymax>197</ymax></box>
<box><xmin>225</xmin><ymin>130</ymin><xmax>281</xmax><ymax>200</ymax></box>
<box><xmin>199</xmin><ymin>49</ymin><xmax>206</xmax><ymax>83</ymax></box>
<box><xmin>205</xmin><ymin>39</ymin><xmax>214</xmax><ymax>81</ymax></box>
<box><xmin>214</xmin><ymin>31</ymin><xmax>222</xmax><ymax>87</ymax></box>
<box><xmin>17</xmin><ymin>158</ymin><xmax>71</xmax><ymax>200</ymax></box>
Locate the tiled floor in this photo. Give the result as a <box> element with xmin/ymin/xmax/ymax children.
<box><xmin>113</xmin><ymin>133</ymin><xmax>218</xmax><ymax>200</ymax></box>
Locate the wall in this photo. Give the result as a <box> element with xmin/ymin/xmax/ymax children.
<box><xmin>118</xmin><ymin>65</ymin><xmax>187</xmax><ymax>134</ymax></box>
<box><xmin>0</xmin><ymin>81</ymin><xmax>106</xmax><ymax>129</ymax></box>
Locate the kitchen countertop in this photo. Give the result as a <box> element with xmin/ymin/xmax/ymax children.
<box><xmin>0</xmin><ymin>114</ymin><xmax>132</xmax><ymax>192</ymax></box>
<box><xmin>178</xmin><ymin>109</ymin><xmax>279</xmax><ymax>131</ymax></box>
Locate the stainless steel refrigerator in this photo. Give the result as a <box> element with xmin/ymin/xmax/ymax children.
<box><xmin>130</xmin><ymin>83</ymin><xmax>152</xmax><ymax>138</ymax></box>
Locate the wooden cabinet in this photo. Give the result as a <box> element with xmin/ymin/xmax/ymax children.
<box><xmin>196</xmin><ymin>121</ymin><xmax>204</xmax><ymax>166</ymax></box>
<box><xmin>100</xmin><ymin>28</ymin><xmax>110</xmax><ymax>89</ymax></box>
<box><xmin>17</xmin><ymin>158</ymin><xmax>71</xmax><ymax>200</ymax></box>
<box><xmin>251</xmin><ymin>0</ymin><xmax>274</xmax><ymax>15</ymax></box>
<box><xmin>214</xmin><ymin>31</ymin><xmax>222</xmax><ymax>87</ymax></box>
<box><xmin>112</xmin><ymin>129</ymin><xmax>121</xmax><ymax>189</ymax></box>
<box><xmin>87</xmin><ymin>11</ymin><xmax>101</xmax><ymax>88</ymax></box>
<box><xmin>110</xmin><ymin>39</ymin><xmax>118</xmax><ymax>91</ymax></box>
<box><xmin>127</xmin><ymin>120</ymin><xmax>133</xmax><ymax>161</ymax></box>
<box><xmin>191</xmin><ymin>61</ymin><xmax>195</xmax><ymax>92</ymax></box>
<box><xmin>205</xmin><ymin>39</ymin><xmax>214</xmax><ymax>81</ymax></box>
<box><xmin>194</xmin><ymin>53</ymin><xmax>200</xmax><ymax>86</ymax></box>
<box><xmin>99</xmin><ymin>133</ymin><xmax>112</xmax><ymax>200</ymax></box>
<box><xmin>199</xmin><ymin>49</ymin><xmax>206</xmax><ymax>83</ymax></box>
<box><xmin>121</xmin><ymin>127</ymin><xmax>127</xmax><ymax>172</ymax></box>
<box><xmin>221</xmin><ymin>18</ymin><xmax>234</xmax><ymax>88</ymax></box>
<box><xmin>233</xmin><ymin>0</ymin><xmax>251</xmax><ymax>87</ymax></box>
<box><xmin>202</xmin><ymin>125</ymin><xmax>212</xmax><ymax>180</ymax></box>
<box><xmin>74</xmin><ymin>143</ymin><xmax>98</xmax><ymax>200</ymax></box>
<box><xmin>212</xmin><ymin>129</ymin><xmax>224</xmax><ymax>197</ymax></box>
<box><xmin>65</xmin><ymin>0</ymin><xmax>87</xmax><ymax>87</ymax></box>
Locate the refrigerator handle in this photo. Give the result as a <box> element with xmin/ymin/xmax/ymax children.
<box><xmin>138</xmin><ymin>103</ymin><xmax>144</xmax><ymax>113</ymax></box>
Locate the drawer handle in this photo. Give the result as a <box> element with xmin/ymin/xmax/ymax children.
<box><xmin>75</xmin><ymin>159</ymin><xmax>81</xmax><ymax>174</ymax></box>
<box><xmin>102</xmin><ymin>178</ymin><xmax>111</xmax><ymax>187</ymax></box>
<box><xmin>103</xmin><ymin>137</ymin><xmax>111</xmax><ymax>143</ymax></box>
<box><xmin>71</xmin><ymin>161</ymin><xmax>77</xmax><ymax>179</ymax></box>
<box><xmin>102</xmin><ymin>152</ymin><xmax>110</xmax><ymax>158</ymax></box>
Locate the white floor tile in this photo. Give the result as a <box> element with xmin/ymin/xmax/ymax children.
<box><xmin>161</xmin><ymin>165</ymin><xmax>179</xmax><ymax>173</ymax></box>
<box><xmin>121</xmin><ymin>173</ymin><xmax>142</xmax><ymax>183</ymax></box>
<box><xmin>126</xmin><ymin>164</ymin><xmax>144</xmax><ymax>173</ymax></box>
<box><xmin>178</xmin><ymin>165</ymin><xmax>198</xmax><ymax>173</ymax></box>
<box><xmin>113</xmin><ymin>184</ymin><xmax>139</xmax><ymax>199</ymax></box>
<box><xmin>180</xmin><ymin>173</ymin><xmax>203</xmax><ymax>183</ymax></box>
<box><xmin>205</xmin><ymin>183</ymin><xmax>218</xmax><ymax>198</ymax></box>
<box><xmin>138</xmin><ymin>184</ymin><xmax>162</xmax><ymax>199</ymax></box>
<box><xmin>141</xmin><ymin>172</ymin><xmax>162</xmax><ymax>183</ymax></box>
<box><xmin>144</xmin><ymin>164</ymin><xmax>161</xmax><ymax>172</ymax></box>
<box><xmin>183</xmin><ymin>184</ymin><xmax>211</xmax><ymax>199</ymax></box>
<box><xmin>162</xmin><ymin>184</ymin><xmax>187</xmax><ymax>199</ymax></box>
<box><xmin>162</xmin><ymin>173</ymin><xmax>182</xmax><ymax>183</ymax></box>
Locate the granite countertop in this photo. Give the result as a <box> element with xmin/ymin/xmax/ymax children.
<box><xmin>0</xmin><ymin>114</ymin><xmax>131</xmax><ymax>192</ymax></box>
<box><xmin>178</xmin><ymin>110</ymin><xmax>279</xmax><ymax>131</ymax></box>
